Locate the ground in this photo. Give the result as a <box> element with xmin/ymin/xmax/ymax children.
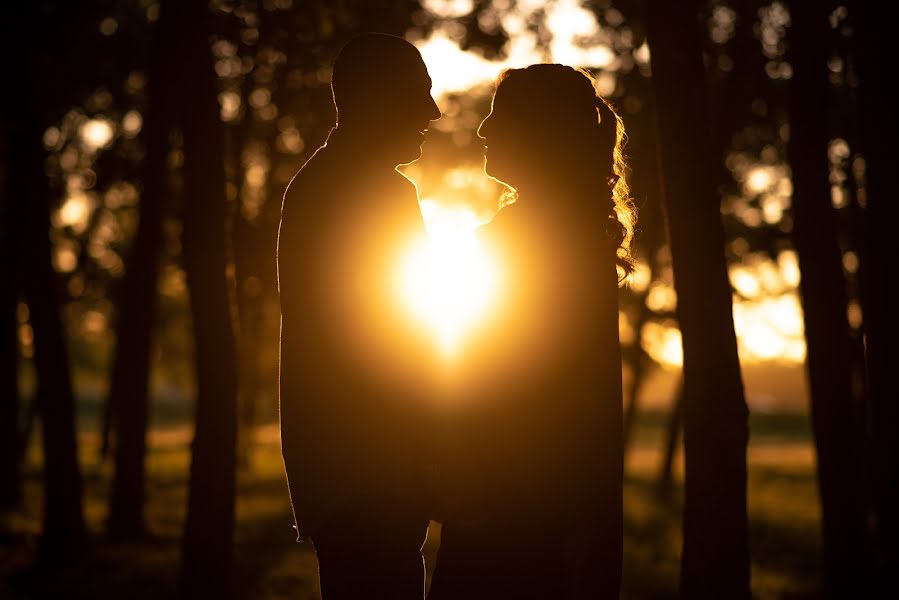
<box><xmin>0</xmin><ymin>410</ymin><xmax>822</xmax><ymax>599</ymax></box>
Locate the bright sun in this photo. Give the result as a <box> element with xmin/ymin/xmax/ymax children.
<box><xmin>397</xmin><ymin>200</ymin><xmax>499</xmax><ymax>357</ymax></box>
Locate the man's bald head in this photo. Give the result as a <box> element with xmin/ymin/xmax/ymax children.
<box><xmin>329</xmin><ymin>33</ymin><xmax>440</xmax><ymax>163</ymax></box>
<box><xmin>332</xmin><ymin>34</ymin><xmax>424</xmax><ymax>116</ymax></box>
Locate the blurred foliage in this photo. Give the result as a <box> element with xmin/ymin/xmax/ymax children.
<box><xmin>12</xmin><ymin>0</ymin><xmax>869</xmax><ymax>417</ymax></box>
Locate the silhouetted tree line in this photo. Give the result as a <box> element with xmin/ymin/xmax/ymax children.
<box><xmin>0</xmin><ymin>0</ymin><xmax>896</xmax><ymax>597</ymax></box>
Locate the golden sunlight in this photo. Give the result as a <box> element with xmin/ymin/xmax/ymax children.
<box><xmin>744</xmin><ymin>165</ymin><xmax>775</xmax><ymax>195</ymax></box>
<box><xmin>409</xmin><ymin>3</ymin><xmax>808</xmax><ymax>371</ymax></box>
<box><xmin>57</xmin><ymin>192</ymin><xmax>93</xmax><ymax>234</ymax></box>
<box><xmin>80</xmin><ymin>118</ymin><xmax>115</xmax><ymax>151</ymax></box>
<box><xmin>415</xmin><ymin>0</ymin><xmax>614</xmax><ymax>99</ymax></box>
<box><xmin>397</xmin><ymin>200</ymin><xmax>499</xmax><ymax>357</ymax></box>
<box><xmin>643</xmin><ymin>251</ymin><xmax>807</xmax><ymax>368</ymax></box>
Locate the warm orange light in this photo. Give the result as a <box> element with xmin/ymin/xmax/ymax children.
<box><xmin>414</xmin><ymin>0</ymin><xmax>615</xmax><ymax>100</ymax></box>
<box><xmin>80</xmin><ymin>118</ymin><xmax>115</xmax><ymax>151</ymax></box>
<box><xmin>57</xmin><ymin>192</ymin><xmax>93</xmax><ymax>233</ymax></box>
<box><xmin>397</xmin><ymin>200</ymin><xmax>499</xmax><ymax>357</ymax></box>
<box><xmin>642</xmin><ymin>251</ymin><xmax>807</xmax><ymax>368</ymax></box>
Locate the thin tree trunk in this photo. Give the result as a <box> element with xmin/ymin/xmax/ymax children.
<box><xmin>657</xmin><ymin>381</ymin><xmax>683</xmax><ymax>497</ymax></box>
<box><xmin>621</xmin><ymin>239</ymin><xmax>665</xmax><ymax>452</ymax></box>
<box><xmin>643</xmin><ymin>1</ymin><xmax>751</xmax><ymax>597</ymax></box>
<box><xmin>708</xmin><ymin>0</ymin><xmax>766</xmax><ymax>194</ymax></box>
<box><xmin>853</xmin><ymin>1</ymin><xmax>899</xmax><ymax>589</ymax></box>
<box><xmin>106</xmin><ymin>4</ymin><xmax>174</xmax><ymax>539</ymax></box>
<box><xmin>236</xmin><ymin>251</ymin><xmax>263</xmax><ymax>467</ymax></box>
<box><xmin>621</xmin><ymin>326</ymin><xmax>648</xmax><ymax>451</ymax></box>
<box><xmin>232</xmin><ymin>63</ymin><xmax>264</xmax><ymax>467</ymax></box>
<box><xmin>785</xmin><ymin>4</ymin><xmax>870</xmax><ymax>595</ymax></box>
<box><xmin>175</xmin><ymin>0</ymin><xmax>240</xmax><ymax>595</ymax></box>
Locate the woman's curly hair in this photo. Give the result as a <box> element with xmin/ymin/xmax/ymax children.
<box><xmin>494</xmin><ymin>65</ymin><xmax>636</xmax><ymax>282</ymax></box>
<box><xmin>595</xmin><ymin>92</ymin><xmax>637</xmax><ymax>280</ymax></box>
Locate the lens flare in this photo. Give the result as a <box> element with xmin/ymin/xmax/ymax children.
<box><xmin>397</xmin><ymin>200</ymin><xmax>499</xmax><ymax>357</ymax></box>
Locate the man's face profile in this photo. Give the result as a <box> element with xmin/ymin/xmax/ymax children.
<box><xmin>383</xmin><ymin>57</ymin><xmax>440</xmax><ymax>164</ymax></box>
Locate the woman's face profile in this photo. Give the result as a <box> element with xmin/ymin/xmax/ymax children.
<box><xmin>478</xmin><ymin>75</ymin><xmax>590</xmax><ymax>194</ymax></box>
<box><xmin>477</xmin><ymin>83</ymin><xmax>539</xmax><ymax>190</ymax></box>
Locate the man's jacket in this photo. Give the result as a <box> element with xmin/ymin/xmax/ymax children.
<box><xmin>277</xmin><ymin>129</ymin><xmax>434</xmax><ymax>539</ymax></box>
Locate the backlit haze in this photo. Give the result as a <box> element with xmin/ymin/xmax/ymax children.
<box><xmin>399</xmin><ymin>0</ymin><xmax>806</xmax><ymax>372</ymax></box>
<box><xmin>397</xmin><ymin>200</ymin><xmax>500</xmax><ymax>357</ymax></box>
<box><xmin>39</xmin><ymin>0</ymin><xmax>817</xmax><ymax>411</ymax></box>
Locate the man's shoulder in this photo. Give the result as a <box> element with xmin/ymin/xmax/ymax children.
<box><xmin>283</xmin><ymin>147</ymin><xmax>334</xmax><ymax>204</ymax></box>
<box><xmin>281</xmin><ymin>147</ymin><xmax>351</xmax><ymax>234</ymax></box>
<box><xmin>282</xmin><ymin>150</ymin><xmax>422</xmax><ymax>224</ymax></box>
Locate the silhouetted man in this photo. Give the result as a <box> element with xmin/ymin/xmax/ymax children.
<box><xmin>277</xmin><ymin>33</ymin><xmax>440</xmax><ymax>599</ymax></box>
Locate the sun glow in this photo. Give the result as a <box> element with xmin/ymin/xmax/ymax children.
<box><xmin>642</xmin><ymin>251</ymin><xmax>807</xmax><ymax>368</ymax></box>
<box><xmin>407</xmin><ymin>1</ymin><xmax>808</xmax><ymax>371</ymax></box>
<box><xmin>414</xmin><ymin>0</ymin><xmax>615</xmax><ymax>99</ymax></box>
<box><xmin>398</xmin><ymin>200</ymin><xmax>499</xmax><ymax>357</ymax></box>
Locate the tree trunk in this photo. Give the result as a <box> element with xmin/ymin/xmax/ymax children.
<box><xmin>106</xmin><ymin>3</ymin><xmax>174</xmax><ymax>539</ymax></box>
<box><xmin>785</xmin><ymin>5</ymin><xmax>870</xmax><ymax>595</ymax></box>
<box><xmin>852</xmin><ymin>1</ymin><xmax>899</xmax><ymax>589</ymax></box>
<box><xmin>643</xmin><ymin>1</ymin><xmax>751</xmax><ymax>597</ymax></box>
<box><xmin>235</xmin><ymin>224</ymin><xmax>263</xmax><ymax>467</ymax></box>
<box><xmin>0</xmin><ymin>127</ymin><xmax>21</xmax><ymax>512</ymax></box>
<box><xmin>175</xmin><ymin>0</ymin><xmax>240</xmax><ymax>596</ymax></box>
<box><xmin>232</xmin><ymin>63</ymin><xmax>264</xmax><ymax>467</ymax></box>
<box><xmin>621</xmin><ymin>235</ymin><xmax>666</xmax><ymax>453</ymax></box>
<box><xmin>8</xmin><ymin>72</ymin><xmax>86</xmax><ymax>556</ymax></box>
<box><xmin>708</xmin><ymin>0</ymin><xmax>766</xmax><ymax>195</ymax></box>
<box><xmin>658</xmin><ymin>382</ymin><xmax>683</xmax><ymax>497</ymax></box>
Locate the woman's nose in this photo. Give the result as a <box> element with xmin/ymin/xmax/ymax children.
<box><xmin>477</xmin><ymin>114</ymin><xmax>492</xmax><ymax>139</ymax></box>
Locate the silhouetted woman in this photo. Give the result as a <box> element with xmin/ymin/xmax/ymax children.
<box><xmin>429</xmin><ymin>65</ymin><xmax>635</xmax><ymax>599</ymax></box>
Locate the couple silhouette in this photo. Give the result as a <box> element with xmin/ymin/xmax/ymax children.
<box><xmin>278</xmin><ymin>33</ymin><xmax>633</xmax><ymax>599</ymax></box>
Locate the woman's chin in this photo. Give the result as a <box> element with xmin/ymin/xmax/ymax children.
<box><xmin>483</xmin><ymin>159</ymin><xmax>513</xmax><ymax>187</ymax></box>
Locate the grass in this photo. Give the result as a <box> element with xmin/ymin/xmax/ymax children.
<box><xmin>0</xmin><ymin>410</ymin><xmax>823</xmax><ymax>599</ymax></box>
<box><xmin>621</xmin><ymin>414</ymin><xmax>823</xmax><ymax>599</ymax></box>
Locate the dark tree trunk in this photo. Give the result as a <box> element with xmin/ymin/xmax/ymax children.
<box><xmin>853</xmin><ymin>1</ymin><xmax>899</xmax><ymax>589</ymax></box>
<box><xmin>643</xmin><ymin>1</ymin><xmax>751</xmax><ymax>597</ymax></box>
<box><xmin>106</xmin><ymin>3</ymin><xmax>175</xmax><ymax>539</ymax></box>
<box><xmin>0</xmin><ymin>283</ymin><xmax>19</xmax><ymax>513</ymax></box>
<box><xmin>232</xmin><ymin>64</ymin><xmax>265</xmax><ymax>467</ymax></box>
<box><xmin>620</xmin><ymin>305</ymin><xmax>649</xmax><ymax>451</ymax></box>
<box><xmin>658</xmin><ymin>382</ymin><xmax>684</xmax><ymax>497</ymax></box>
<box><xmin>785</xmin><ymin>5</ymin><xmax>870</xmax><ymax>595</ymax></box>
<box><xmin>0</xmin><ymin>128</ymin><xmax>21</xmax><ymax>512</ymax></box>
<box><xmin>235</xmin><ymin>222</ymin><xmax>264</xmax><ymax>467</ymax></box>
<box><xmin>174</xmin><ymin>0</ymin><xmax>240</xmax><ymax>596</ymax></box>
<box><xmin>622</xmin><ymin>136</ymin><xmax>669</xmax><ymax>455</ymax></box>
<box><xmin>8</xmin><ymin>76</ymin><xmax>86</xmax><ymax>556</ymax></box>
<box><xmin>708</xmin><ymin>0</ymin><xmax>766</xmax><ymax>193</ymax></box>
<box><xmin>621</xmin><ymin>230</ymin><xmax>667</xmax><ymax>453</ymax></box>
